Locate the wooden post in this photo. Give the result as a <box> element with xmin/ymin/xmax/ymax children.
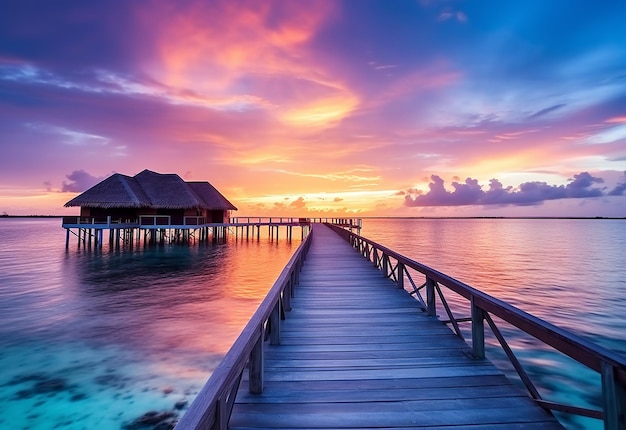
<box><xmin>65</xmin><ymin>228</ymin><xmax>70</xmax><ymax>249</ymax></box>
<box><xmin>283</xmin><ymin>279</ymin><xmax>292</xmax><ymax>311</ymax></box>
<box><xmin>601</xmin><ymin>361</ymin><xmax>626</xmax><ymax>430</ymax></box>
<box><xmin>249</xmin><ymin>329</ymin><xmax>264</xmax><ymax>394</ymax></box>
<box><xmin>294</xmin><ymin>260</ymin><xmax>301</xmax><ymax>286</ymax></box>
<box><xmin>270</xmin><ymin>301</ymin><xmax>281</xmax><ymax>345</ymax></box>
<box><xmin>471</xmin><ymin>296</ymin><xmax>485</xmax><ymax>359</ymax></box>
<box><xmin>382</xmin><ymin>254</ymin><xmax>388</xmax><ymax>277</ymax></box>
<box><xmin>397</xmin><ymin>262</ymin><xmax>404</xmax><ymax>289</ymax></box>
<box><xmin>426</xmin><ymin>277</ymin><xmax>436</xmax><ymax>317</ymax></box>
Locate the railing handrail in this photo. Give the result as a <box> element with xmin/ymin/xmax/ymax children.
<box><xmin>325</xmin><ymin>223</ymin><xmax>626</xmax><ymax>427</ymax></box>
<box><xmin>174</xmin><ymin>230</ymin><xmax>313</xmax><ymax>429</ymax></box>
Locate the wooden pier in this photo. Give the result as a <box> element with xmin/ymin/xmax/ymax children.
<box><xmin>229</xmin><ymin>224</ymin><xmax>562</xmax><ymax>429</ymax></box>
<box><xmin>176</xmin><ymin>223</ymin><xmax>626</xmax><ymax>430</ymax></box>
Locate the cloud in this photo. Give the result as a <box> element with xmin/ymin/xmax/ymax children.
<box><xmin>528</xmin><ymin>104</ymin><xmax>566</xmax><ymax>119</ymax></box>
<box><xmin>608</xmin><ymin>171</ymin><xmax>626</xmax><ymax>196</ymax></box>
<box><xmin>289</xmin><ymin>196</ymin><xmax>306</xmax><ymax>209</ymax></box>
<box><xmin>437</xmin><ymin>8</ymin><xmax>467</xmax><ymax>23</ymax></box>
<box><xmin>404</xmin><ymin>172</ymin><xmax>607</xmax><ymax>207</ymax></box>
<box><xmin>61</xmin><ymin>170</ymin><xmax>106</xmax><ymax>193</ymax></box>
<box><xmin>585</xmin><ymin>124</ymin><xmax>626</xmax><ymax>145</ymax></box>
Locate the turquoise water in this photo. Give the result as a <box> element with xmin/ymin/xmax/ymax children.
<box><xmin>1</xmin><ymin>218</ymin><xmax>624</xmax><ymax>429</ymax></box>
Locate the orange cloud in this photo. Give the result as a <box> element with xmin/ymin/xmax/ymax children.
<box><xmin>138</xmin><ymin>0</ymin><xmax>337</xmax><ymax>92</ymax></box>
<box><xmin>135</xmin><ymin>0</ymin><xmax>359</xmax><ymax>130</ymax></box>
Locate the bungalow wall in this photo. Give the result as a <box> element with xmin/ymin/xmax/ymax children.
<box><xmin>80</xmin><ymin>207</ymin><xmax>144</xmax><ymax>223</ymax></box>
<box><xmin>77</xmin><ymin>207</ymin><xmax>229</xmax><ymax>224</ymax></box>
<box><xmin>209</xmin><ymin>210</ymin><xmax>228</xmax><ymax>223</ymax></box>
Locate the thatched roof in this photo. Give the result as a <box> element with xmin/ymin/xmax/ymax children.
<box><xmin>134</xmin><ymin>170</ymin><xmax>206</xmax><ymax>209</ymax></box>
<box><xmin>188</xmin><ymin>182</ymin><xmax>238</xmax><ymax>211</ymax></box>
<box><xmin>64</xmin><ymin>169</ymin><xmax>237</xmax><ymax>210</ymax></box>
<box><xmin>63</xmin><ymin>173</ymin><xmax>151</xmax><ymax>209</ymax></box>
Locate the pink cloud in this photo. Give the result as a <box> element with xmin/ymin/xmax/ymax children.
<box><xmin>606</xmin><ymin>116</ymin><xmax>626</xmax><ymax>124</ymax></box>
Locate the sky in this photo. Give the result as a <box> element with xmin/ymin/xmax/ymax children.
<box><xmin>1</xmin><ymin>0</ymin><xmax>625</xmax><ymax>217</ymax></box>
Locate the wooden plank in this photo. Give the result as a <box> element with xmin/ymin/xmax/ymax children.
<box><xmin>229</xmin><ymin>224</ymin><xmax>563</xmax><ymax>429</ymax></box>
<box><xmin>246</xmin><ymin>374</ymin><xmax>515</xmax><ymax>391</ymax></box>
<box><xmin>231</xmin><ymin>424</ymin><xmax>561</xmax><ymax>430</ymax></box>
<box><xmin>236</xmin><ymin>382</ymin><xmax>524</xmax><ymax>404</ymax></box>
<box><xmin>229</xmin><ymin>400</ymin><xmax>560</xmax><ymax>428</ymax></box>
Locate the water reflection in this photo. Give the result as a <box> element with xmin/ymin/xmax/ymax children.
<box><xmin>0</xmin><ymin>219</ymin><xmax>301</xmax><ymax>429</ymax></box>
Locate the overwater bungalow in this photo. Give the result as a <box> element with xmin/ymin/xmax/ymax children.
<box><xmin>64</xmin><ymin>169</ymin><xmax>237</xmax><ymax>225</ymax></box>
<box><xmin>62</xmin><ymin>169</ymin><xmax>237</xmax><ymax>247</ymax></box>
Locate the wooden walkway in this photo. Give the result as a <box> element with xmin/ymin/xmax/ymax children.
<box><xmin>230</xmin><ymin>224</ymin><xmax>563</xmax><ymax>429</ymax></box>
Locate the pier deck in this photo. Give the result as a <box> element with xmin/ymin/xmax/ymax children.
<box><xmin>229</xmin><ymin>224</ymin><xmax>563</xmax><ymax>429</ymax></box>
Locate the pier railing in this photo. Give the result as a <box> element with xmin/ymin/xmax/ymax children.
<box><xmin>231</xmin><ymin>217</ymin><xmax>362</xmax><ymax>228</ymax></box>
<box><xmin>174</xmin><ymin>229</ymin><xmax>313</xmax><ymax>430</ymax></box>
<box><xmin>326</xmin><ymin>223</ymin><xmax>626</xmax><ymax>429</ymax></box>
<box><xmin>63</xmin><ymin>216</ymin><xmax>361</xmax><ymax>228</ymax></box>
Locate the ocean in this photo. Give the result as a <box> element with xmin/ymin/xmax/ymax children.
<box><xmin>0</xmin><ymin>217</ymin><xmax>624</xmax><ymax>429</ymax></box>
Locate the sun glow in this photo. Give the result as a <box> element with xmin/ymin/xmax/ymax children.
<box><xmin>280</xmin><ymin>94</ymin><xmax>359</xmax><ymax>127</ymax></box>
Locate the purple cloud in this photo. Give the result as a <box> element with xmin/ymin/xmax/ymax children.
<box><xmin>528</xmin><ymin>104</ymin><xmax>566</xmax><ymax>119</ymax></box>
<box><xmin>405</xmin><ymin>172</ymin><xmax>607</xmax><ymax>207</ymax></box>
<box><xmin>608</xmin><ymin>171</ymin><xmax>626</xmax><ymax>196</ymax></box>
<box><xmin>61</xmin><ymin>170</ymin><xmax>105</xmax><ymax>192</ymax></box>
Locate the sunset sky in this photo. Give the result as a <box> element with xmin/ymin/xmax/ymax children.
<box><xmin>1</xmin><ymin>0</ymin><xmax>625</xmax><ymax>217</ymax></box>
